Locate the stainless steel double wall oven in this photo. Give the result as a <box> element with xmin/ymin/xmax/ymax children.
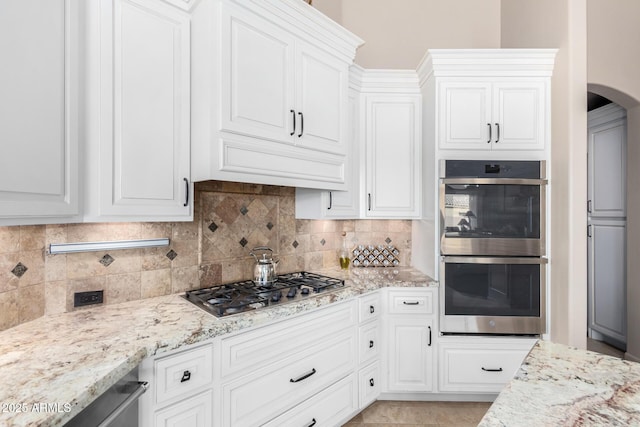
<box><xmin>439</xmin><ymin>160</ymin><xmax>547</xmax><ymax>335</ymax></box>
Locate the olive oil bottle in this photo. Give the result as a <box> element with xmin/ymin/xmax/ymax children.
<box><xmin>339</xmin><ymin>232</ymin><xmax>350</xmax><ymax>269</ymax></box>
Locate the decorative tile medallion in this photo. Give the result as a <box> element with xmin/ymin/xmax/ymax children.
<box><xmin>99</xmin><ymin>254</ymin><xmax>115</xmax><ymax>267</ymax></box>
<box><xmin>320</xmin><ymin>238</ymin><xmax>326</xmax><ymax>246</ymax></box>
<box><xmin>208</xmin><ymin>222</ymin><xmax>219</xmax><ymax>233</ymax></box>
<box><xmin>239</xmin><ymin>237</ymin><xmax>248</xmax><ymax>247</ymax></box>
<box><xmin>11</xmin><ymin>262</ymin><xmax>28</xmax><ymax>278</ymax></box>
<box><xmin>166</xmin><ymin>249</ymin><xmax>178</xmax><ymax>261</ymax></box>
<box><xmin>292</xmin><ymin>240</ymin><xmax>299</xmax><ymax>249</ymax></box>
<box><xmin>240</xmin><ymin>206</ymin><xmax>248</xmax><ymax>216</ymax></box>
<box><xmin>266</xmin><ymin>222</ymin><xmax>274</xmax><ymax>230</ymax></box>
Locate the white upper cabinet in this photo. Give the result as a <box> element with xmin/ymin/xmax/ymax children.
<box><xmin>84</xmin><ymin>0</ymin><xmax>192</xmax><ymax>221</ymax></box>
<box><xmin>0</xmin><ymin>0</ymin><xmax>80</xmax><ymax>225</ymax></box>
<box><xmin>365</xmin><ymin>94</ymin><xmax>421</xmax><ymax>218</ymax></box>
<box><xmin>438</xmin><ymin>79</ymin><xmax>546</xmax><ymax>151</ymax></box>
<box><xmin>420</xmin><ymin>49</ymin><xmax>556</xmax><ymax>157</ymax></box>
<box><xmin>192</xmin><ymin>0</ymin><xmax>362</xmax><ymax>190</ymax></box>
<box><xmin>295</xmin><ymin>69</ymin><xmax>422</xmax><ymax>219</ymax></box>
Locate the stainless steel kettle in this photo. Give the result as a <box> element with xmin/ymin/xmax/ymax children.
<box><xmin>250</xmin><ymin>246</ymin><xmax>279</xmax><ymax>286</ymax></box>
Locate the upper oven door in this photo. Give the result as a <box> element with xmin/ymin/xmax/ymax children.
<box><xmin>440</xmin><ymin>178</ymin><xmax>546</xmax><ymax>256</ymax></box>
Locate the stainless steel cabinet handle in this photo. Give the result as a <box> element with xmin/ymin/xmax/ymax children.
<box><xmin>328</xmin><ymin>191</ymin><xmax>332</xmax><ymax>210</ymax></box>
<box><xmin>183</xmin><ymin>178</ymin><xmax>189</xmax><ymax>207</ymax></box>
<box><xmin>298</xmin><ymin>111</ymin><xmax>304</xmax><ymax>138</ymax></box>
<box><xmin>487</xmin><ymin>123</ymin><xmax>491</xmax><ymax>143</ymax></box>
<box><xmin>428</xmin><ymin>325</ymin><xmax>432</xmax><ymax>347</ymax></box>
<box><xmin>290</xmin><ymin>110</ymin><xmax>296</xmax><ymax>136</ymax></box>
<box><xmin>403</xmin><ymin>301</ymin><xmax>419</xmax><ymax>305</ymax></box>
<box><xmin>290</xmin><ymin>368</ymin><xmax>316</xmax><ymax>383</ymax></box>
<box><xmin>481</xmin><ymin>367</ymin><xmax>503</xmax><ymax>372</ymax></box>
<box><xmin>495</xmin><ymin>123</ymin><xmax>500</xmax><ymax>143</ymax></box>
<box><xmin>96</xmin><ymin>381</ymin><xmax>148</xmax><ymax>427</ymax></box>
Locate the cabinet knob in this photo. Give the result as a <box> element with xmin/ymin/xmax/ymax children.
<box><xmin>369</xmin><ymin>305</ymin><xmax>375</xmax><ymax>314</ymax></box>
<box><xmin>369</xmin><ymin>378</ymin><xmax>375</xmax><ymax>387</ymax></box>
<box><xmin>180</xmin><ymin>370</ymin><xmax>191</xmax><ymax>383</ymax></box>
<box><xmin>369</xmin><ymin>340</ymin><xmax>374</xmax><ymax>348</ymax></box>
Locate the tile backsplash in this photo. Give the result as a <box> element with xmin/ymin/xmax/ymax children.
<box><xmin>0</xmin><ymin>182</ymin><xmax>412</xmax><ymax>332</ymax></box>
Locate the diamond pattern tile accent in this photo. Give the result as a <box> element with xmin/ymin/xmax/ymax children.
<box><xmin>266</xmin><ymin>222</ymin><xmax>274</xmax><ymax>230</ymax></box>
<box><xmin>320</xmin><ymin>238</ymin><xmax>326</xmax><ymax>246</ymax></box>
<box><xmin>208</xmin><ymin>222</ymin><xmax>219</xmax><ymax>233</ymax></box>
<box><xmin>239</xmin><ymin>237</ymin><xmax>248</xmax><ymax>247</ymax></box>
<box><xmin>99</xmin><ymin>254</ymin><xmax>115</xmax><ymax>267</ymax></box>
<box><xmin>240</xmin><ymin>206</ymin><xmax>248</xmax><ymax>216</ymax></box>
<box><xmin>385</xmin><ymin>237</ymin><xmax>392</xmax><ymax>244</ymax></box>
<box><xmin>11</xmin><ymin>262</ymin><xmax>28</xmax><ymax>278</ymax></box>
<box><xmin>166</xmin><ymin>249</ymin><xmax>178</xmax><ymax>261</ymax></box>
<box><xmin>292</xmin><ymin>240</ymin><xmax>299</xmax><ymax>249</ymax></box>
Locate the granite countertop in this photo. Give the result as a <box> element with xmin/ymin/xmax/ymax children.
<box><xmin>479</xmin><ymin>340</ymin><xmax>640</xmax><ymax>426</ymax></box>
<box><xmin>0</xmin><ymin>267</ymin><xmax>435</xmax><ymax>427</ymax></box>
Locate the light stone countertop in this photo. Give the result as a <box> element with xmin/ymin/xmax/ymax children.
<box><xmin>479</xmin><ymin>340</ymin><xmax>640</xmax><ymax>426</ymax></box>
<box><xmin>0</xmin><ymin>267</ymin><xmax>435</xmax><ymax>427</ymax></box>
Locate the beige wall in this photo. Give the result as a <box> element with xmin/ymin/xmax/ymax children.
<box><xmin>587</xmin><ymin>0</ymin><xmax>640</xmax><ymax>360</ymax></box>
<box><xmin>501</xmin><ymin>0</ymin><xmax>588</xmax><ymax>348</ymax></box>
<box><xmin>314</xmin><ymin>0</ymin><xmax>501</xmax><ymax>68</ymax></box>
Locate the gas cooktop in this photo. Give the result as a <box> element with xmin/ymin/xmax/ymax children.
<box><xmin>183</xmin><ymin>271</ymin><xmax>345</xmax><ymax>317</ymax></box>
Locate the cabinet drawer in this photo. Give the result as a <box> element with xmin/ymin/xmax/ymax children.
<box><xmin>439</xmin><ymin>338</ymin><xmax>535</xmax><ymax>393</ymax></box>
<box><xmin>222</xmin><ymin>330</ymin><xmax>356</xmax><ymax>426</ymax></box>
<box><xmin>387</xmin><ymin>289</ymin><xmax>435</xmax><ymax>315</ymax></box>
<box><xmin>358</xmin><ymin>321</ymin><xmax>380</xmax><ymax>365</ymax></box>
<box><xmin>154</xmin><ymin>343</ymin><xmax>213</xmax><ymax>405</ymax></box>
<box><xmin>153</xmin><ymin>389</ymin><xmax>212</xmax><ymax>427</ymax></box>
<box><xmin>262</xmin><ymin>374</ymin><xmax>358</xmax><ymax>427</ymax></box>
<box><xmin>358</xmin><ymin>361</ymin><xmax>380</xmax><ymax>409</ymax></box>
<box><xmin>358</xmin><ymin>291</ymin><xmax>381</xmax><ymax>323</ymax></box>
<box><xmin>220</xmin><ymin>301</ymin><xmax>356</xmax><ymax>379</ymax></box>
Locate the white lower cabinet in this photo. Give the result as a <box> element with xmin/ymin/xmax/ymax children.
<box><xmin>385</xmin><ymin>288</ymin><xmax>436</xmax><ymax>393</ymax></box>
<box><xmin>262</xmin><ymin>374</ymin><xmax>358</xmax><ymax>427</ymax></box>
<box><xmin>139</xmin><ymin>342</ymin><xmax>214</xmax><ymax>427</ymax></box>
<box><xmin>356</xmin><ymin>292</ymin><xmax>381</xmax><ymax>409</ymax></box>
<box><xmin>358</xmin><ymin>361</ymin><xmax>380</xmax><ymax>408</ymax></box>
<box><xmin>438</xmin><ymin>336</ymin><xmax>536</xmax><ymax>393</ymax></box>
<box><xmin>153</xmin><ymin>390</ymin><xmax>212</xmax><ymax>427</ymax></box>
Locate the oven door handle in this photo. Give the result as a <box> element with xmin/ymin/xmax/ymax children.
<box><xmin>441</xmin><ymin>178</ymin><xmax>547</xmax><ymax>185</ymax></box>
<box><xmin>442</xmin><ymin>256</ymin><xmax>548</xmax><ymax>265</ymax></box>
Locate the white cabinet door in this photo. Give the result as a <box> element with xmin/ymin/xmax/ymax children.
<box><xmin>219</xmin><ymin>3</ymin><xmax>294</xmax><ymax>145</ymax></box>
<box><xmin>295</xmin><ymin>41</ymin><xmax>348</xmax><ymax>155</ymax></box>
<box><xmin>0</xmin><ymin>0</ymin><xmax>79</xmax><ymax>224</ymax></box>
<box><xmin>153</xmin><ymin>390</ymin><xmax>212</xmax><ymax>427</ymax></box>
<box><xmin>366</xmin><ymin>95</ymin><xmax>421</xmax><ymax>218</ymax></box>
<box><xmin>438</xmin><ymin>82</ymin><xmax>492</xmax><ymax>150</ymax></box>
<box><xmin>438</xmin><ymin>79</ymin><xmax>547</xmax><ymax>152</ymax></box>
<box><xmin>386</xmin><ymin>316</ymin><xmax>434</xmax><ymax>392</ymax></box>
<box><xmin>588</xmin><ymin>220</ymin><xmax>626</xmax><ymax>344</ymax></box>
<box><xmin>492</xmin><ymin>81</ymin><xmax>546</xmax><ymax>150</ymax></box>
<box><xmin>588</xmin><ymin>117</ymin><xmax>626</xmax><ymax>218</ymax></box>
<box><xmin>94</xmin><ymin>0</ymin><xmax>191</xmax><ymax>220</ymax></box>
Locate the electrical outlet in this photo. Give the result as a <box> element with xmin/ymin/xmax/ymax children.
<box><xmin>74</xmin><ymin>290</ymin><xmax>104</xmax><ymax>307</ymax></box>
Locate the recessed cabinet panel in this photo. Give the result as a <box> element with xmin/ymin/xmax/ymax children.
<box><xmin>589</xmin><ymin>120</ymin><xmax>626</xmax><ymax>218</ymax></box>
<box><xmin>97</xmin><ymin>0</ymin><xmax>191</xmax><ymax>219</ymax></box>
<box><xmin>492</xmin><ymin>82</ymin><xmax>545</xmax><ymax>150</ymax></box>
<box><xmin>296</xmin><ymin>42</ymin><xmax>346</xmax><ymax>154</ymax></box>
<box><xmin>153</xmin><ymin>390</ymin><xmax>212</xmax><ymax>427</ymax></box>
<box><xmin>439</xmin><ymin>82</ymin><xmax>491</xmax><ymax>149</ymax></box>
<box><xmin>366</xmin><ymin>96</ymin><xmax>421</xmax><ymax>217</ymax></box>
<box><xmin>387</xmin><ymin>317</ymin><xmax>434</xmax><ymax>392</ymax></box>
<box><xmin>221</xmin><ymin>4</ymin><xmax>293</xmax><ymax>143</ymax></box>
<box><xmin>0</xmin><ymin>0</ymin><xmax>79</xmax><ymax>221</ymax></box>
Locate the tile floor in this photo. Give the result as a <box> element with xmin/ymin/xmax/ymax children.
<box><xmin>342</xmin><ymin>400</ymin><xmax>492</xmax><ymax>427</ymax></box>
<box><xmin>342</xmin><ymin>339</ymin><xmax>624</xmax><ymax>426</ymax></box>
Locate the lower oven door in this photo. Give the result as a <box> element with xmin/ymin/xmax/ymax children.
<box><xmin>440</xmin><ymin>256</ymin><xmax>547</xmax><ymax>335</ymax></box>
